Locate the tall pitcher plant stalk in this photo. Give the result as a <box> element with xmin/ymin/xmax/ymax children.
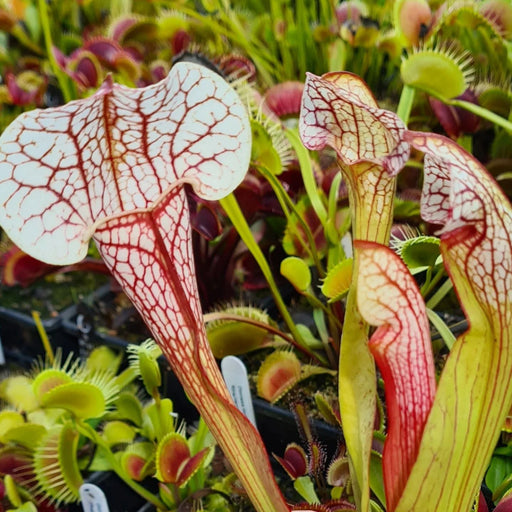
<box><xmin>299</xmin><ymin>71</ymin><xmax>411</xmax><ymax>510</ymax></box>
<box><xmin>299</xmin><ymin>71</ymin><xmax>512</xmax><ymax>512</ymax></box>
<box><xmin>0</xmin><ymin>62</ymin><xmax>289</xmax><ymax>512</ymax></box>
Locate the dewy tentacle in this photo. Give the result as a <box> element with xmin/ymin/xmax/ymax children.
<box><xmin>0</xmin><ymin>62</ymin><xmax>289</xmax><ymax>511</ymax></box>
<box><xmin>394</xmin><ymin>131</ymin><xmax>512</xmax><ymax>512</ymax></box>
<box><xmin>355</xmin><ymin>240</ymin><xmax>436</xmax><ymax>512</ymax></box>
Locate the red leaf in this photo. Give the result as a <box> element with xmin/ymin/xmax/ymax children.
<box><xmin>122</xmin><ymin>453</ymin><xmax>147</xmax><ymax>481</ymax></box>
<box><xmin>495</xmin><ymin>493</ymin><xmax>512</xmax><ymax>512</ymax></box>
<box><xmin>355</xmin><ymin>240</ymin><xmax>436</xmax><ymax>511</ymax></box>
<box><xmin>0</xmin><ymin>245</ymin><xmax>56</xmax><ymax>286</ymax></box>
<box><xmin>274</xmin><ymin>443</ymin><xmax>308</xmax><ymax>479</ymax></box>
<box><xmin>175</xmin><ymin>448</ymin><xmax>210</xmax><ymax>487</ymax></box>
<box><xmin>157</xmin><ymin>434</ymin><xmax>190</xmax><ymax>484</ymax></box>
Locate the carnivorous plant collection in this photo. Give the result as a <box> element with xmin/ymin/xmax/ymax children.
<box><xmin>0</xmin><ymin>1</ymin><xmax>512</xmax><ymax>511</ymax></box>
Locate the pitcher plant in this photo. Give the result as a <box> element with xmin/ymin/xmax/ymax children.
<box><xmin>0</xmin><ymin>61</ymin><xmax>289</xmax><ymax>511</ymax></box>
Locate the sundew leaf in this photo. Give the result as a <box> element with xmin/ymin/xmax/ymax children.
<box><xmin>394</xmin><ymin>132</ymin><xmax>512</xmax><ymax>512</ymax></box>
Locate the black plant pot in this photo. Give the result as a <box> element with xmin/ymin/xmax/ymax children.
<box><xmin>61</xmin><ymin>285</ymin><xmax>342</xmax><ymax>460</ymax></box>
<box><xmin>0</xmin><ymin>273</ymin><xmax>110</xmax><ymax>368</ymax></box>
<box><xmin>0</xmin><ymin>298</ymin><xmax>85</xmax><ymax>369</ymax></box>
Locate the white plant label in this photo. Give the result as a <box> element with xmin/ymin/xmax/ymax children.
<box><xmin>80</xmin><ymin>483</ymin><xmax>110</xmax><ymax>512</ymax></box>
<box><xmin>221</xmin><ymin>356</ymin><xmax>257</xmax><ymax>428</ymax></box>
<box><xmin>0</xmin><ymin>336</ymin><xmax>5</xmax><ymax>365</ymax></box>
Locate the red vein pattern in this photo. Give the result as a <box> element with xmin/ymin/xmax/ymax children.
<box><xmin>299</xmin><ymin>71</ymin><xmax>410</xmax><ymax>176</ymax></box>
<box><xmin>0</xmin><ymin>63</ymin><xmax>248</xmax><ymax>264</ymax></box>
<box><xmin>298</xmin><ymin>71</ymin><xmax>413</xmax><ymax>512</ymax></box>
<box><xmin>393</xmin><ymin>132</ymin><xmax>512</xmax><ymax>511</ymax></box>
<box><xmin>0</xmin><ymin>62</ymin><xmax>289</xmax><ymax>511</ymax></box>
<box><xmin>299</xmin><ymin>71</ymin><xmax>410</xmax><ymax>243</ymax></box>
<box><xmin>355</xmin><ymin>240</ymin><xmax>436</xmax><ymax>512</ymax></box>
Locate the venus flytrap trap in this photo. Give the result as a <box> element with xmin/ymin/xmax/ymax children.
<box><xmin>0</xmin><ymin>341</ymin><xmax>249</xmax><ymax>511</ymax></box>
<box><xmin>0</xmin><ymin>62</ymin><xmax>289</xmax><ymax>511</ymax></box>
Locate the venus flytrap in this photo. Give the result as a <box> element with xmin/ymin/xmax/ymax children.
<box><xmin>0</xmin><ymin>62</ymin><xmax>289</xmax><ymax>511</ymax></box>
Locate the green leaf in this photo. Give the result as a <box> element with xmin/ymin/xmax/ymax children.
<box><xmin>293</xmin><ymin>475</ymin><xmax>320</xmax><ymax>503</ymax></box>
<box><xmin>395</xmin><ymin>131</ymin><xmax>512</xmax><ymax>512</ymax></box>
<box><xmin>399</xmin><ymin>236</ymin><xmax>441</xmax><ymax>269</ymax></box>
<box><xmin>251</xmin><ymin>120</ymin><xmax>283</xmax><ymax>175</ymax></box>
<box><xmin>369</xmin><ymin>449</ymin><xmax>386</xmax><ymax>509</ymax></box>
<box><xmin>39</xmin><ymin>382</ymin><xmax>106</xmax><ymax>419</ymax></box>
<box><xmin>280</xmin><ymin>256</ymin><xmax>311</xmax><ymax>292</ymax></box>
<box><xmin>426</xmin><ymin>308</ymin><xmax>456</xmax><ymax>350</ymax></box>
<box><xmin>486</xmin><ymin>456</ymin><xmax>512</xmax><ymax>495</ymax></box>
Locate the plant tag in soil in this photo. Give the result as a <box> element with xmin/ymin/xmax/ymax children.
<box><xmin>0</xmin><ymin>336</ymin><xmax>5</xmax><ymax>365</ymax></box>
<box><xmin>79</xmin><ymin>483</ymin><xmax>110</xmax><ymax>512</ymax></box>
<box><xmin>221</xmin><ymin>356</ymin><xmax>257</xmax><ymax>428</ymax></box>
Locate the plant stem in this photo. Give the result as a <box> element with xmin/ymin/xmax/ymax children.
<box><xmin>396</xmin><ymin>84</ymin><xmax>416</xmax><ymax>125</ymax></box>
<box><xmin>76</xmin><ymin>421</ymin><xmax>167</xmax><ymax>509</ymax></box>
<box><xmin>220</xmin><ymin>193</ymin><xmax>310</xmax><ymax>352</ymax></box>
<box><xmin>426</xmin><ymin>308</ymin><xmax>456</xmax><ymax>350</ymax></box>
<box><xmin>425</xmin><ymin>276</ymin><xmax>453</xmax><ymax>310</ymax></box>
<box><xmin>420</xmin><ymin>264</ymin><xmax>445</xmax><ymax>299</ymax></box>
<box><xmin>423</xmin><ymin>89</ymin><xmax>512</xmax><ymax>133</ymax></box>
<box><xmin>256</xmin><ymin>165</ymin><xmax>324</xmax><ymax>276</ymax></box>
<box><xmin>286</xmin><ymin>128</ymin><xmax>328</xmax><ymax>225</ymax></box>
<box><xmin>448</xmin><ymin>98</ymin><xmax>512</xmax><ymax>133</ymax></box>
<box><xmin>203</xmin><ymin>312</ymin><xmax>325</xmax><ymax>363</ymax></box>
<box><xmin>37</xmin><ymin>0</ymin><xmax>74</xmax><ymax>103</ymax></box>
<box><xmin>31</xmin><ymin>311</ymin><xmax>54</xmax><ymax>364</ymax></box>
